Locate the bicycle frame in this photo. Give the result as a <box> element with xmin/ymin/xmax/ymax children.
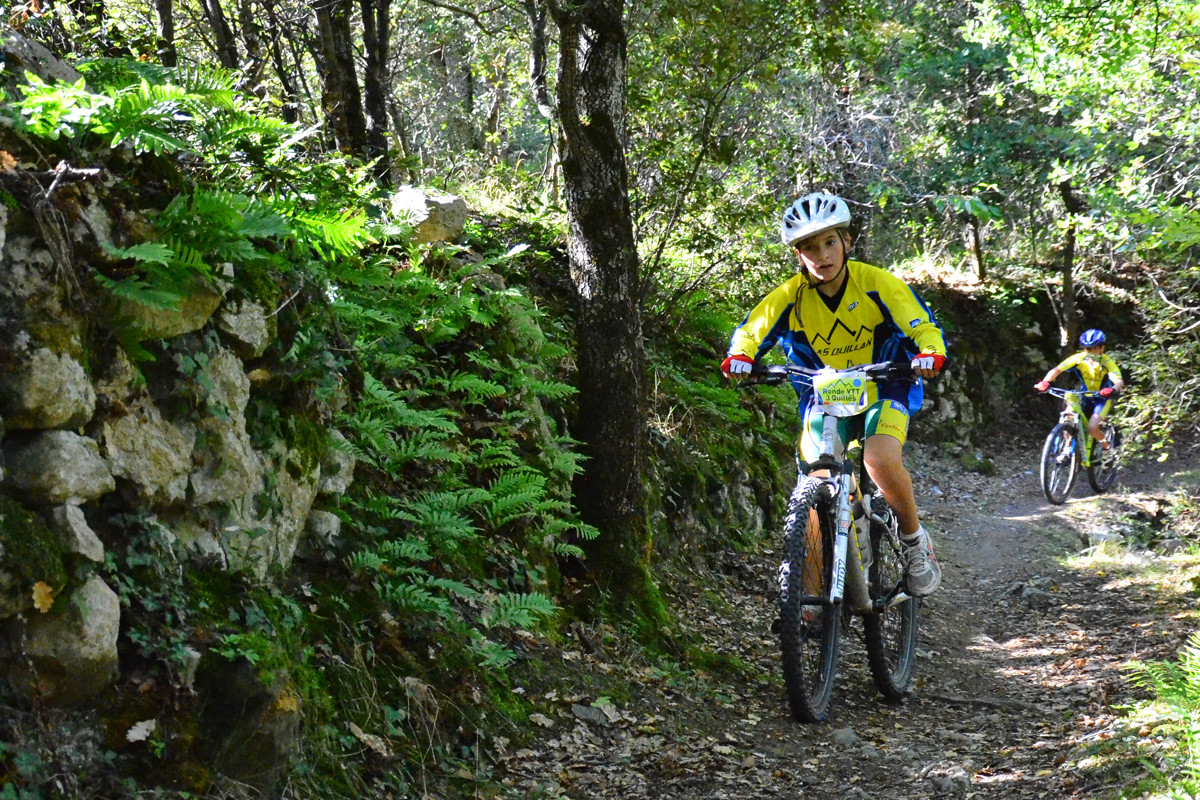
<box><xmin>1042</xmin><ymin>387</ymin><xmax>1110</xmax><ymax>467</ymax></box>
<box><xmin>749</xmin><ymin>362</ymin><xmax>914</xmax><ymax>615</ymax></box>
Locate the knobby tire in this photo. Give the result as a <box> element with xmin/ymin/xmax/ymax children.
<box><xmin>1040</xmin><ymin>423</ymin><xmax>1078</xmax><ymax>505</ymax></box>
<box><xmin>863</xmin><ymin>508</ymin><xmax>919</xmax><ymax>701</ymax></box>
<box><xmin>1086</xmin><ymin>425</ymin><xmax>1119</xmax><ymax>493</ymax></box>
<box><xmin>778</xmin><ymin>477</ymin><xmax>841</xmax><ymax>723</ymax></box>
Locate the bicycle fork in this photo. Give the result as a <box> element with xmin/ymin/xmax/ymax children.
<box><xmin>832</xmin><ymin>473</ymin><xmax>880</xmax><ymax>615</ymax></box>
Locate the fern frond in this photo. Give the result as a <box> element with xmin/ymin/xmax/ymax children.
<box><xmin>437</xmin><ymin>371</ymin><xmax>507</xmax><ymax>403</ymax></box>
<box><xmin>389</xmin><ymin>433</ymin><xmax>461</xmax><ymax>468</ymax></box>
<box><xmin>481</xmin><ymin>591</ymin><xmax>558</xmax><ymax>630</ymax></box>
<box><xmin>94</xmin><ymin>273</ymin><xmax>183</xmax><ymax>311</ymax></box>
<box><xmin>284</xmin><ymin>205</ymin><xmax>375</xmax><ymax>259</ymax></box>
<box><xmin>374</xmin><ymin>537</ymin><xmax>433</xmax><ymax>564</ymax></box>
<box><xmin>473</xmin><ymin>442</ymin><xmax>523</xmax><ymax>470</ymax></box>
<box><xmin>469</xmin><ymin>634</ymin><xmax>517</xmax><ymax>669</ymax></box>
<box><xmin>397</xmin><ymin>507</ymin><xmax>477</xmax><ymax>545</ymax></box>
<box><xmin>376</xmin><ymin>581</ymin><xmax>453</xmax><ymax>618</ymax></box>
<box><xmin>486</xmin><ymin>469</ymin><xmax>549</xmax><ymax>527</ymax></box>
<box><xmin>526</xmin><ymin>378</ymin><xmax>578</xmax><ymax>401</ymax></box>
<box><xmin>166</xmin><ymin>64</ymin><xmax>239</xmax><ymax>101</ymax></box>
<box><xmin>404</xmin><ymin>488</ymin><xmax>491</xmax><ymax>515</ymax></box>
<box><xmin>211</xmin><ymin>116</ymin><xmax>293</xmax><ymax>143</ymax></box>
<box><xmin>361</xmin><ymin>375</ymin><xmax>459</xmax><ymax>433</ymax></box>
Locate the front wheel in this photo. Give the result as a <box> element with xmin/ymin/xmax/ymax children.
<box><xmin>1087</xmin><ymin>425</ymin><xmax>1120</xmax><ymax>493</ymax></box>
<box><xmin>778</xmin><ymin>477</ymin><xmax>842</xmax><ymax>723</ymax></box>
<box><xmin>863</xmin><ymin>502</ymin><xmax>920</xmax><ymax>700</ymax></box>
<box><xmin>1040</xmin><ymin>423</ymin><xmax>1079</xmax><ymax>505</ymax></box>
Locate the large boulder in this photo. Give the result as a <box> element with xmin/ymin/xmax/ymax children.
<box><xmin>389</xmin><ymin>186</ymin><xmax>469</xmax><ymax>244</ymax></box>
<box><xmin>0</xmin><ymin>347</ymin><xmax>96</xmax><ymax>430</ymax></box>
<box><xmin>102</xmin><ymin>401</ymin><xmax>196</xmax><ymax>506</ymax></box>
<box><xmin>0</xmin><ymin>29</ymin><xmax>82</xmax><ymax>96</ymax></box>
<box><xmin>19</xmin><ymin>575</ymin><xmax>121</xmax><ymax>705</ymax></box>
<box><xmin>2</xmin><ymin>430</ymin><xmax>115</xmax><ymax>505</ymax></box>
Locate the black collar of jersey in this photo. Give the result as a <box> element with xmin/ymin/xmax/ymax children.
<box><xmin>816</xmin><ymin>267</ymin><xmax>849</xmax><ymax>312</ymax></box>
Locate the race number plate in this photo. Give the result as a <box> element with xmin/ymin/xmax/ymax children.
<box><xmin>812</xmin><ymin>369</ymin><xmax>871</xmax><ymax>417</ymax></box>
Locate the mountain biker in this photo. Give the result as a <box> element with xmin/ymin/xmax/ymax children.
<box><xmin>720</xmin><ymin>192</ymin><xmax>947</xmax><ymax>597</ymax></box>
<box><xmin>1035</xmin><ymin>328</ymin><xmax>1126</xmax><ymax>450</ymax></box>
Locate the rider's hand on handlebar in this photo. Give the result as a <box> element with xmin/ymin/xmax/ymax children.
<box><xmin>1099</xmin><ymin>386</ymin><xmax>1115</xmax><ymax>397</ymax></box>
<box><xmin>1035</xmin><ymin>380</ymin><xmax>1051</xmax><ymax>393</ymax></box>
<box><xmin>910</xmin><ymin>352</ymin><xmax>946</xmax><ymax>379</ymax></box>
<box><xmin>721</xmin><ymin>354</ymin><xmax>754</xmax><ymax>379</ymax></box>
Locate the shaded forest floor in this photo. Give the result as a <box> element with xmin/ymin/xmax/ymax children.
<box><xmin>495</xmin><ymin>427</ymin><xmax>1200</xmax><ymax>800</ymax></box>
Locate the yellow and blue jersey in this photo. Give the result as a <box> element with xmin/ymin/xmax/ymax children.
<box><xmin>1054</xmin><ymin>350</ymin><xmax>1122</xmax><ymax>392</ymax></box>
<box><xmin>728</xmin><ymin>261</ymin><xmax>946</xmax><ymax>410</ymax></box>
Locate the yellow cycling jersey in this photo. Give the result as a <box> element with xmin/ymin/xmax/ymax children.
<box><xmin>1054</xmin><ymin>350</ymin><xmax>1123</xmax><ymax>392</ymax></box>
<box><xmin>728</xmin><ymin>260</ymin><xmax>946</xmax><ymax>410</ymax></box>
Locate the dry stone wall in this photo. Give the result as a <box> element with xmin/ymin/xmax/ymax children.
<box><xmin>0</xmin><ymin>130</ymin><xmax>353</xmax><ymax>714</ymax></box>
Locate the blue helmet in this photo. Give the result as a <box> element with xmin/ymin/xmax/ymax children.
<box><xmin>1079</xmin><ymin>328</ymin><xmax>1106</xmax><ymax>347</ymax></box>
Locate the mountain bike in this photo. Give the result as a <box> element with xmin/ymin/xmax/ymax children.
<box><xmin>737</xmin><ymin>361</ymin><xmax>921</xmax><ymax>723</ymax></box>
<box><xmin>1037</xmin><ymin>387</ymin><xmax>1122</xmax><ymax>505</ymax></box>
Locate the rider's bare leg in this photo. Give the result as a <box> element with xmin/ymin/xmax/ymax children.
<box><xmin>862</xmin><ymin>433</ymin><xmax>920</xmax><ymax>536</ymax></box>
<box><xmin>1087</xmin><ymin>413</ymin><xmax>1108</xmax><ymax>447</ymax></box>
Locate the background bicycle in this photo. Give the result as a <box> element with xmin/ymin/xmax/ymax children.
<box><xmin>1038</xmin><ymin>387</ymin><xmax>1122</xmax><ymax>505</ymax></box>
<box><xmin>738</xmin><ymin>362</ymin><xmax>921</xmax><ymax>723</ymax></box>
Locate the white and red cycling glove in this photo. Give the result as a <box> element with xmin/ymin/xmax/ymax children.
<box><xmin>1099</xmin><ymin>387</ymin><xmax>1115</xmax><ymax>397</ymax></box>
<box><xmin>721</xmin><ymin>354</ymin><xmax>754</xmax><ymax>378</ymax></box>
<box><xmin>1035</xmin><ymin>380</ymin><xmax>1051</xmax><ymax>392</ymax></box>
<box><xmin>910</xmin><ymin>352</ymin><xmax>946</xmax><ymax>374</ymax></box>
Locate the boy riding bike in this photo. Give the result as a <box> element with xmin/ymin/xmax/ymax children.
<box><xmin>721</xmin><ymin>192</ymin><xmax>947</xmax><ymax>597</ymax></box>
<box><xmin>1034</xmin><ymin>328</ymin><xmax>1126</xmax><ymax>450</ymax></box>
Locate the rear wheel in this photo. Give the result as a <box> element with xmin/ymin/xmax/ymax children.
<box><xmin>1040</xmin><ymin>423</ymin><xmax>1078</xmax><ymax>505</ymax></box>
<box><xmin>1087</xmin><ymin>424</ymin><xmax>1120</xmax><ymax>493</ymax></box>
<box><xmin>778</xmin><ymin>477</ymin><xmax>842</xmax><ymax>723</ymax></box>
<box><xmin>863</xmin><ymin>502</ymin><xmax>919</xmax><ymax>700</ymax></box>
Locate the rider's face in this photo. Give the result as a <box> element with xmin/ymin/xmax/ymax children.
<box><xmin>794</xmin><ymin>230</ymin><xmax>848</xmax><ymax>283</ymax></box>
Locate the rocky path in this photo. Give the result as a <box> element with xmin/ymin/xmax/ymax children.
<box><xmin>498</xmin><ymin>438</ymin><xmax>1200</xmax><ymax>799</ymax></box>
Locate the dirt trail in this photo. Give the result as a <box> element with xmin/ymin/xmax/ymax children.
<box><xmin>498</xmin><ymin>439</ymin><xmax>1200</xmax><ymax>800</ymax></box>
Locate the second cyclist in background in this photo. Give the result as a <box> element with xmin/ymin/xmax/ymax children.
<box><xmin>1035</xmin><ymin>328</ymin><xmax>1126</xmax><ymax>450</ymax></box>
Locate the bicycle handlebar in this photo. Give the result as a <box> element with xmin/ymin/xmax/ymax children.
<box><xmin>1040</xmin><ymin>387</ymin><xmax>1121</xmax><ymax>400</ymax></box>
<box><xmin>735</xmin><ymin>360</ymin><xmax>916</xmax><ymax>390</ymax></box>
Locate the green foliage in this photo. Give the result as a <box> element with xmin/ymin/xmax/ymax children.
<box><xmin>10</xmin><ymin>61</ymin><xmax>290</xmax><ymax>156</ymax></box>
<box><xmin>1123</xmin><ymin>632</ymin><xmax>1200</xmax><ymax>797</ymax></box>
<box><xmin>103</xmin><ymin>514</ymin><xmax>203</xmax><ymax>688</ymax></box>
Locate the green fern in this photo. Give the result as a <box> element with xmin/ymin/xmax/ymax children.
<box><xmin>93</xmin><ymin>272</ymin><xmax>183</xmax><ymax>311</ymax></box>
<box><xmin>436</xmin><ymin>371</ymin><xmax>508</xmax><ymax>403</ymax></box>
<box><xmin>481</xmin><ymin>591</ymin><xmax>558</xmax><ymax>630</ymax></box>
<box><xmin>468</xmin><ymin>633</ymin><xmax>517</xmax><ymax>669</ymax></box>
<box><xmin>486</xmin><ymin>469</ymin><xmax>549</xmax><ymax>527</ymax></box>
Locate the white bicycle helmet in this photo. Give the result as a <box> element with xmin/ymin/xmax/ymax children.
<box><xmin>780</xmin><ymin>192</ymin><xmax>851</xmax><ymax>246</ymax></box>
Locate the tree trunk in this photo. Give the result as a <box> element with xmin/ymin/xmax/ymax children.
<box><xmin>264</xmin><ymin>0</ymin><xmax>302</xmax><ymax>123</ymax></box>
<box><xmin>237</xmin><ymin>0</ymin><xmax>268</xmax><ymax>94</ymax></box>
<box><xmin>311</xmin><ymin>0</ymin><xmax>368</xmax><ymax>155</ymax></box>
<box><xmin>1059</xmin><ymin>180</ymin><xmax>1085</xmax><ymax>349</ymax></box>
<box><xmin>969</xmin><ymin>215</ymin><xmax>985</xmax><ymax>281</ymax></box>
<box><xmin>200</xmin><ymin>0</ymin><xmax>240</xmax><ymax>70</ymax></box>
<box><xmin>525</xmin><ymin>0</ymin><xmax>559</xmax><ymax>198</ymax></box>
<box><xmin>549</xmin><ymin>0</ymin><xmax>664</xmax><ymax>629</ymax></box>
<box><xmin>524</xmin><ymin>0</ymin><xmax>556</xmax><ymax>122</ymax></box>
<box><xmin>153</xmin><ymin>0</ymin><xmax>178</xmax><ymax>67</ymax></box>
<box><xmin>359</xmin><ymin>0</ymin><xmax>393</xmax><ymax>187</ymax></box>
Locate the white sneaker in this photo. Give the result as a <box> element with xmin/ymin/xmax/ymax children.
<box><xmin>901</xmin><ymin>526</ymin><xmax>941</xmax><ymax>597</ymax></box>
